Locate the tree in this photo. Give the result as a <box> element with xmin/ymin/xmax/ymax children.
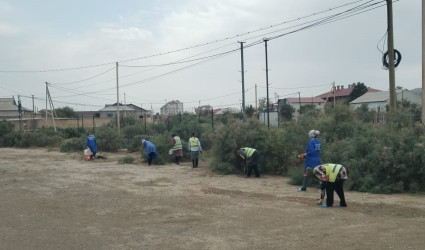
<box><xmin>258</xmin><ymin>97</ymin><xmax>267</xmax><ymax>111</ymax></box>
<box><xmin>245</xmin><ymin>105</ymin><xmax>254</xmax><ymax>117</ymax></box>
<box><xmin>300</xmin><ymin>104</ymin><xmax>319</xmax><ymax>117</ymax></box>
<box><xmin>347</xmin><ymin>82</ymin><xmax>368</xmax><ymax>103</ymax></box>
<box><xmin>0</xmin><ymin>120</ymin><xmax>14</xmax><ymax>136</ymax></box>
<box><xmin>55</xmin><ymin>106</ymin><xmax>77</xmax><ymax>118</ymax></box>
<box><xmin>280</xmin><ymin>103</ymin><xmax>295</xmax><ymax>121</ymax></box>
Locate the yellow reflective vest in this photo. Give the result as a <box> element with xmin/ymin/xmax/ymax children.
<box><xmin>172</xmin><ymin>136</ymin><xmax>182</xmax><ymax>150</ymax></box>
<box><xmin>240</xmin><ymin>147</ymin><xmax>256</xmax><ymax>159</ymax></box>
<box><xmin>323</xmin><ymin>164</ymin><xmax>343</xmax><ymax>182</ymax></box>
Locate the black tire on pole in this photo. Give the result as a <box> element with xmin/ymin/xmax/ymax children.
<box><xmin>382</xmin><ymin>49</ymin><xmax>402</xmax><ymax>68</ymax></box>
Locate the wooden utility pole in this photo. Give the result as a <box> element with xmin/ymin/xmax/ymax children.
<box><xmin>387</xmin><ymin>0</ymin><xmax>396</xmax><ymax>113</ymax></box>
<box><xmin>255</xmin><ymin>84</ymin><xmax>258</xmax><ymax>110</ymax></box>
<box><xmin>422</xmin><ymin>0</ymin><xmax>425</xmax><ymax>123</ymax></box>
<box><xmin>116</xmin><ymin>62</ymin><xmax>120</xmax><ymax>135</ymax></box>
<box><xmin>239</xmin><ymin>41</ymin><xmax>246</xmax><ymax>122</ymax></box>
<box><xmin>264</xmin><ymin>38</ymin><xmax>270</xmax><ymax>129</ymax></box>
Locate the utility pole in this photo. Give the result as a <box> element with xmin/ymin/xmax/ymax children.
<box><xmin>264</xmin><ymin>38</ymin><xmax>270</xmax><ymax>129</ymax></box>
<box><xmin>255</xmin><ymin>84</ymin><xmax>258</xmax><ymax>110</ymax></box>
<box><xmin>116</xmin><ymin>62</ymin><xmax>120</xmax><ymax>135</ymax></box>
<box><xmin>298</xmin><ymin>92</ymin><xmax>301</xmax><ymax>116</ymax></box>
<box><xmin>239</xmin><ymin>41</ymin><xmax>246</xmax><ymax>122</ymax></box>
<box><xmin>32</xmin><ymin>95</ymin><xmax>35</xmax><ymax>131</ymax></box>
<box><xmin>422</xmin><ymin>0</ymin><xmax>425</xmax><ymax>124</ymax></box>
<box><xmin>45</xmin><ymin>82</ymin><xmax>57</xmax><ymax>132</ymax></box>
<box><xmin>45</xmin><ymin>83</ymin><xmax>48</xmax><ymax>123</ymax></box>
<box><xmin>18</xmin><ymin>95</ymin><xmax>22</xmax><ymax>132</ymax></box>
<box><xmin>387</xmin><ymin>0</ymin><xmax>396</xmax><ymax>113</ymax></box>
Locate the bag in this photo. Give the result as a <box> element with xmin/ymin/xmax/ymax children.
<box><xmin>83</xmin><ymin>147</ymin><xmax>92</xmax><ymax>161</ymax></box>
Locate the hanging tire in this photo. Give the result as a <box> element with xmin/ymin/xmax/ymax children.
<box><xmin>382</xmin><ymin>49</ymin><xmax>401</xmax><ymax>68</ymax></box>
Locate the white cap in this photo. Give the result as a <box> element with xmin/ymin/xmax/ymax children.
<box><xmin>141</xmin><ymin>139</ymin><xmax>146</xmax><ymax>144</ymax></box>
<box><xmin>308</xmin><ymin>130</ymin><xmax>320</xmax><ymax>138</ymax></box>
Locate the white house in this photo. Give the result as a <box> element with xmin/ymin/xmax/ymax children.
<box><xmin>350</xmin><ymin>90</ymin><xmax>422</xmax><ymax>111</ymax></box>
<box><xmin>160</xmin><ymin>100</ymin><xmax>184</xmax><ymax>116</ymax></box>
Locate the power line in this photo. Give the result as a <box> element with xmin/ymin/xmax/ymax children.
<box><xmin>0</xmin><ymin>0</ymin><xmax>375</xmax><ymax>73</ymax></box>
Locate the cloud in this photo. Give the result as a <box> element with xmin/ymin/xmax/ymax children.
<box><xmin>99</xmin><ymin>27</ymin><xmax>153</xmax><ymax>41</ymax></box>
<box><xmin>0</xmin><ymin>22</ymin><xmax>19</xmax><ymax>36</ymax></box>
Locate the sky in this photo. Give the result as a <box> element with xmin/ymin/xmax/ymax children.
<box><xmin>0</xmin><ymin>0</ymin><xmax>421</xmax><ymax>114</ymax></box>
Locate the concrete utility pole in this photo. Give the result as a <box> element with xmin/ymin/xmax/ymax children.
<box><xmin>116</xmin><ymin>62</ymin><xmax>120</xmax><ymax>135</ymax></box>
<box><xmin>422</xmin><ymin>0</ymin><xmax>425</xmax><ymax>124</ymax></box>
<box><xmin>264</xmin><ymin>38</ymin><xmax>270</xmax><ymax>129</ymax></box>
<box><xmin>386</xmin><ymin>0</ymin><xmax>397</xmax><ymax>113</ymax></box>
<box><xmin>239</xmin><ymin>41</ymin><xmax>246</xmax><ymax>122</ymax></box>
<box><xmin>255</xmin><ymin>84</ymin><xmax>258</xmax><ymax>110</ymax></box>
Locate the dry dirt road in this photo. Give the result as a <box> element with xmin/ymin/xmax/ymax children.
<box><xmin>1</xmin><ymin>148</ymin><xmax>424</xmax><ymax>250</ymax></box>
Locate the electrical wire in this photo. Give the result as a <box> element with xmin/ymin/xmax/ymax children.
<box><xmin>0</xmin><ymin>0</ymin><xmax>375</xmax><ymax>73</ymax></box>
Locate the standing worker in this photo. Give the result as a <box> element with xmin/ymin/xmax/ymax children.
<box><xmin>235</xmin><ymin>147</ymin><xmax>260</xmax><ymax>178</ymax></box>
<box><xmin>86</xmin><ymin>131</ymin><xmax>97</xmax><ymax>160</ymax></box>
<box><xmin>297</xmin><ymin>130</ymin><xmax>321</xmax><ymax>192</ymax></box>
<box><xmin>313</xmin><ymin>163</ymin><xmax>348</xmax><ymax>208</ymax></box>
<box><xmin>171</xmin><ymin>133</ymin><xmax>183</xmax><ymax>165</ymax></box>
<box><xmin>141</xmin><ymin>139</ymin><xmax>158</xmax><ymax>166</ymax></box>
<box><xmin>188</xmin><ymin>132</ymin><xmax>202</xmax><ymax>168</ymax></box>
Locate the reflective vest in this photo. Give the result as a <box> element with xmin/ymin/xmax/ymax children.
<box><xmin>172</xmin><ymin>136</ymin><xmax>182</xmax><ymax>150</ymax></box>
<box><xmin>324</xmin><ymin>164</ymin><xmax>343</xmax><ymax>182</ymax></box>
<box><xmin>189</xmin><ymin>137</ymin><xmax>199</xmax><ymax>148</ymax></box>
<box><xmin>240</xmin><ymin>147</ymin><xmax>256</xmax><ymax>159</ymax></box>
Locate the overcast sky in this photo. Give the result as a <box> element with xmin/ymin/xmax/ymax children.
<box><xmin>0</xmin><ymin>0</ymin><xmax>421</xmax><ymax>113</ymax></box>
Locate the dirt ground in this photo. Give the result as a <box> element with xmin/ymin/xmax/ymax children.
<box><xmin>1</xmin><ymin>148</ymin><xmax>424</xmax><ymax>250</ymax></box>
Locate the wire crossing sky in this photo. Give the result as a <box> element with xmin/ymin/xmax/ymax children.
<box><xmin>0</xmin><ymin>0</ymin><xmax>420</xmax><ymax>113</ymax></box>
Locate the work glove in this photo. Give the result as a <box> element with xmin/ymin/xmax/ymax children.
<box><xmin>323</xmin><ymin>174</ymin><xmax>328</xmax><ymax>181</ymax></box>
<box><xmin>296</xmin><ymin>153</ymin><xmax>305</xmax><ymax>159</ymax></box>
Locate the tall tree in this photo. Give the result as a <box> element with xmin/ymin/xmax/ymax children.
<box><xmin>347</xmin><ymin>82</ymin><xmax>369</xmax><ymax>103</ymax></box>
<box><xmin>280</xmin><ymin>103</ymin><xmax>295</xmax><ymax>121</ymax></box>
<box><xmin>55</xmin><ymin>106</ymin><xmax>77</xmax><ymax>118</ymax></box>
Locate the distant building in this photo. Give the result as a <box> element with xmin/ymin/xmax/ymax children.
<box><xmin>0</xmin><ymin>97</ymin><xmax>33</xmax><ymax>119</ymax></box>
<box><xmin>316</xmin><ymin>83</ymin><xmax>380</xmax><ymax>104</ymax></box>
<box><xmin>258</xmin><ymin>111</ymin><xmax>279</xmax><ymax>127</ymax></box>
<box><xmin>195</xmin><ymin>105</ymin><xmax>213</xmax><ymax>115</ymax></box>
<box><xmin>98</xmin><ymin>103</ymin><xmax>150</xmax><ymax>118</ymax></box>
<box><xmin>160</xmin><ymin>100</ymin><xmax>184</xmax><ymax>116</ymax></box>
<box><xmin>278</xmin><ymin>97</ymin><xmax>325</xmax><ymax>117</ymax></box>
<box><xmin>350</xmin><ymin>89</ymin><xmax>422</xmax><ymax>111</ymax></box>
<box><xmin>213</xmin><ymin>107</ymin><xmax>240</xmax><ymax>115</ymax></box>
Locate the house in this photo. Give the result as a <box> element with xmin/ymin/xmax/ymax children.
<box><xmin>278</xmin><ymin>97</ymin><xmax>325</xmax><ymax>117</ymax></box>
<box><xmin>213</xmin><ymin>107</ymin><xmax>240</xmax><ymax>115</ymax></box>
<box><xmin>160</xmin><ymin>100</ymin><xmax>184</xmax><ymax>116</ymax></box>
<box><xmin>316</xmin><ymin>83</ymin><xmax>380</xmax><ymax>104</ymax></box>
<box><xmin>195</xmin><ymin>105</ymin><xmax>213</xmax><ymax>115</ymax></box>
<box><xmin>350</xmin><ymin>89</ymin><xmax>422</xmax><ymax>111</ymax></box>
<box><xmin>0</xmin><ymin>97</ymin><xmax>33</xmax><ymax>119</ymax></box>
<box><xmin>98</xmin><ymin>103</ymin><xmax>150</xmax><ymax>118</ymax></box>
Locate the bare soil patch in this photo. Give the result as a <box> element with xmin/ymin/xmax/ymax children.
<box><xmin>1</xmin><ymin>148</ymin><xmax>424</xmax><ymax>250</ymax></box>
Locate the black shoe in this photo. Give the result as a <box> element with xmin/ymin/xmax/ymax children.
<box><xmin>297</xmin><ymin>187</ymin><xmax>306</xmax><ymax>192</ymax></box>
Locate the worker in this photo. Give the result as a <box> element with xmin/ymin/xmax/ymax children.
<box><xmin>313</xmin><ymin>163</ymin><xmax>348</xmax><ymax>208</ymax></box>
<box><xmin>188</xmin><ymin>132</ymin><xmax>202</xmax><ymax>168</ymax></box>
<box><xmin>297</xmin><ymin>129</ymin><xmax>321</xmax><ymax>191</ymax></box>
<box><xmin>171</xmin><ymin>133</ymin><xmax>183</xmax><ymax>165</ymax></box>
<box><xmin>235</xmin><ymin>147</ymin><xmax>260</xmax><ymax>178</ymax></box>
<box><xmin>141</xmin><ymin>139</ymin><xmax>158</xmax><ymax>166</ymax></box>
<box><xmin>86</xmin><ymin>131</ymin><xmax>97</xmax><ymax>160</ymax></box>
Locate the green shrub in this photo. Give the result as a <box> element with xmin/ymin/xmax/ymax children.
<box><xmin>60</xmin><ymin>137</ymin><xmax>86</xmax><ymax>152</ymax></box>
<box><xmin>96</xmin><ymin>126</ymin><xmax>121</xmax><ymax>152</ymax></box>
<box><xmin>118</xmin><ymin>156</ymin><xmax>135</xmax><ymax>164</ymax></box>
